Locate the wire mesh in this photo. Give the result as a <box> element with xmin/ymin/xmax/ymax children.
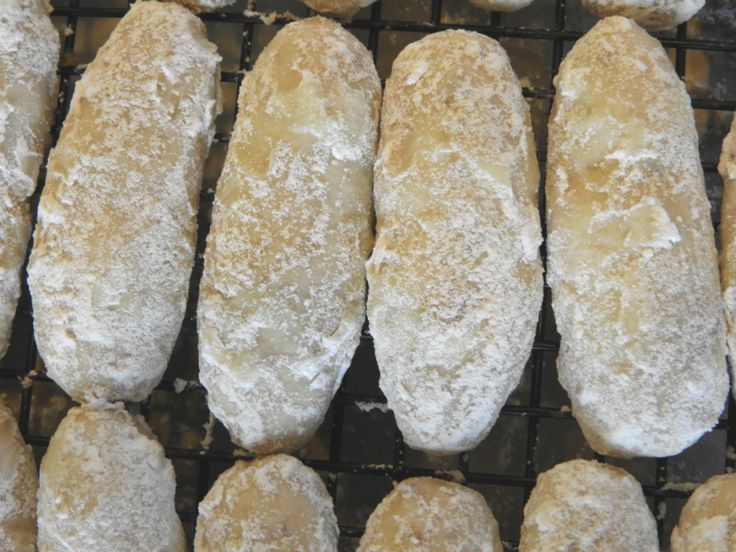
<box><xmin>1</xmin><ymin>0</ymin><xmax>736</xmax><ymax>549</ymax></box>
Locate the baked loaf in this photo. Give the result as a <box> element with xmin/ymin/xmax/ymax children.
<box><xmin>0</xmin><ymin>402</ymin><xmax>37</xmax><ymax>551</ymax></box>
<box><xmin>519</xmin><ymin>459</ymin><xmax>658</xmax><ymax>551</ymax></box>
<box><xmin>28</xmin><ymin>1</ymin><xmax>221</xmax><ymax>402</ymax></box>
<box><xmin>719</xmin><ymin>116</ymin><xmax>736</xmax><ymax>375</ymax></box>
<box><xmin>671</xmin><ymin>473</ymin><xmax>736</xmax><ymax>551</ymax></box>
<box><xmin>198</xmin><ymin>17</ymin><xmax>380</xmax><ymax>453</ymax></box>
<box><xmin>0</xmin><ymin>0</ymin><xmax>58</xmax><ymax>358</ymax></box>
<box><xmin>469</xmin><ymin>0</ymin><xmax>535</xmax><ymax>12</ymax></box>
<box><xmin>37</xmin><ymin>405</ymin><xmax>185</xmax><ymax>551</ymax></box>
<box><xmin>358</xmin><ymin>477</ymin><xmax>502</xmax><ymax>551</ymax></box>
<box><xmin>366</xmin><ymin>30</ymin><xmax>543</xmax><ymax>455</ymax></box>
<box><xmin>546</xmin><ymin>16</ymin><xmax>727</xmax><ymax>457</ymax></box>
<box><xmin>194</xmin><ymin>454</ymin><xmax>338</xmax><ymax>551</ymax></box>
<box><xmin>171</xmin><ymin>0</ymin><xmax>235</xmax><ymax>13</ymax></box>
<box><xmin>301</xmin><ymin>0</ymin><xmax>376</xmax><ymax>16</ymax></box>
<box><xmin>581</xmin><ymin>0</ymin><xmax>703</xmax><ymax>30</ymax></box>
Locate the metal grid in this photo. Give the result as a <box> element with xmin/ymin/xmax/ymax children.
<box><xmin>2</xmin><ymin>0</ymin><xmax>736</xmax><ymax>549</ymax></box>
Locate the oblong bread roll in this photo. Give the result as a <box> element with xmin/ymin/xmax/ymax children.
<box><xmin>0</xmin><ymin>0</ymin><xmax>59</xmax><ymax>358</ymax></box>
<box><xmin>171</xmin><ymin>0</ymin><xmax>236</xmax><ymax>13</ymax></box>
<box><xmin>546</xmin><ymin>16</ymin><xmax>727</xmax><ymax>457</ymax></box>
<box><xmin>301</xmin><ymin>0</ymin><xmax>376</xmax><ymax>16</ymax></box>
<box><xmin>37</xmin><ymin>405</ymin><xmax>184</xmax><ymax>551</ymax></box>
<box><xmin>366</xmin><ymin>30</ymin><xmax>543</xmax><ymax>455</ymax></box>
<box><xmin>519</xmin><ymin>459</ymin><xmax>658</xmax><ymax>551</ymax></box>
<box><xmin>27</xmin><ymin>1</ymin><xmax>221</xmax><ymax>402</ymax></box>
<box><xmin>581</xmin><ymin>0</ymin><xmax>703</xmax><ymax>31</ymax></box>
<box><xmin>198</xmin><ymin>17</ymin><xmax>380</xmax><ymax>453</ymax></box>
<box><xmin>671</xmin><ymin>473</ymin><xmax>736</xmax><ymax>551</ymax></box>
<box><xmin>0</xmin><ymin>402</ymin><xmax>37</xmax><ymax>551</ymax></box>
<box><xmin>469</xmin><ymin>0</ymin><xmax>535</xmax><ymax>12</ymax></box>
<box><xmin>719</xmin><ymin>117</ymin><xmax>736</xmax><ymax>379</ymax></box>
<box><xmin>194</xmin><ymin>454</ymin><xmax>338</xmax><ymax>551</ymax></box>
<box><xmin>358</xmin><ymin>477</ymin><xmax>502</xmax><ymax>551</ymax></box>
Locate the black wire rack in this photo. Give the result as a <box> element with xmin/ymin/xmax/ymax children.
<box><xmin>2</xmin><ymin>0</ymin><xmax>736</xmax><ymax>549</ymax></box>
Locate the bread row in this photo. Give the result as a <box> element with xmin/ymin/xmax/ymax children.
<box><xmin>2</xmin><ymin>3</ymin><xmax>731</xmax><ymax>461</ymax></box>
<box><xmin>2</xmin><ymin>400</ymin><xmax>733</xmax><ymax>550</ymax></box>
<box><xmin>175</xmin><ymin>0</ymin><xmax>704</xmax><ymax>30</ymax></box>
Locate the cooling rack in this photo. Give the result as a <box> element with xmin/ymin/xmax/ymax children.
<box><xmin>2</xmin><ymin>0</ymin><xmax>736</xmax><ymax>549</ymax></box>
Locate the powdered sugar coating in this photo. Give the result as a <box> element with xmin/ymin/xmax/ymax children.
<box><xmin>37</xmin><ymin>404</ymin><xmax>184</xmax><ymax>551</ymax></box>
<box><xmin>358</xmin><ymin>477</ymin><xmax>502</xmax><ymax>552</ymax></box>
<box><xmin>194</xmin><ymin>454</ymin><xmax>338</xmax><ymax>551</ymax></box>
<box><xmin>719</xmin><ymin>116</ymin><xmax>736</xmax><ymax>387</ymax></box>
<box><xmin>520</xmin><ymin>459</ymin><xmax>658</xmax><ymax>551</ymax></box>
<box><xmin>366</xmin><ymin>30</ymin><xmax>543</xmax><ymax>455</ymax></box>
<box><xmin>0</xmin><ymin>402</ymin><xmax>37</xmax><ymax>551</ymax></box>
<box><xmin>546</xmin><ymin>16</ymin><xmax>728</xmax><ymax>458</ymax></box>
<box><xmin>301</xmin><ymin>0</ymin><xmax>376</xmax><ymax>17</ymax></box>
<box><xmin>581</xmin><ymin>0</ymin><xmax>704</xmax><ymax>30</ymax></box>
<box><xmin>27</xmin><ymin>1</ymin><xmax>221</xmax><ymax>402</ymax></box>
<box><xmin>671</xmin><ymin>473</ymin><xmax>736</xmax><ymax>551</ymax></box>
<box><xmin>198</xmin><ymin>17</ymin><xmax>380</xmax><ymax>453</ymax></box>
<box><xmin>0</xmin><ymin>0</ymin><xmax>58</xmax><ymax>358</ymax></box>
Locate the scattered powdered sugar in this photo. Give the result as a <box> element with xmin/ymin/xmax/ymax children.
<box><xmin>545</xmin><ymin>16</ymin><xmax>728</xmax><ymax>458</ymax></box>
<box><xmin>520</xmin><ymin>460</ymin><xmax>658</xmax><ymax>551</ymax></box>
<box><xmin>27</xmin><ymin>1</ymin><xmax>221</xmax><ymax>403</ymax></box>
<box><xmin>366</xmin><ymin>30</ymin><xmax>543</xmax><ymax>455</ymax></box>
<box><xmin>0</xmin><ymin>401</ymin><xmax>37</xmax><ymax>550</ymax></box>
<box><xmin>354</xmin><ymin>400</ymin><xmax>390</xmax><ymax>413</ymax></box>
<box><xmin>0</xmin><ymin>0</ymin><xmax>58</xmax><ymax>359</ymax></box>
<box><xmin>358</xmin><ymin>477</ymin><xmax>502</xmax><ymax>551</ymax></box>
<box><xmin>581</xmin><ymin>0</ymin><xmax>704</xmax><ymax>30</ymax></box>
<box><xmin>201</xmin><ymin>412</ymin><xmax>215</xmax><ymax>451</ymax></box>
<box><xmin>194</xmin><ymin>454</ymin><xmax>338</xmax><ymax>551</ymax></box>
<box><xmin>37</xmin><ymin>404</ymin><xmax>184</xmax><ymax>551</ymax></box>
<box><xmin>661</xmin><ymin>481</ymin><xmax>701</xmax><ymax>492</ymax></box>
<box><xmin>671</xmin><ymin>473</ymin><xmax>736</xmax><ymax>551</ymax></box>
<box><xmin>198</xmin><ymin>17</ymin><xmax>380</xmax><ymax>453</ymax></box>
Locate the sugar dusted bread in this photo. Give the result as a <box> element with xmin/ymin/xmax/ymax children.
<box><xmin>194</xmin><ymin>454</ymin><xmax>338</xmax><ymax>551</ymax></box>
<box><xmin>719</xmin><ymin>116</ymin><xmax>736</xmax><ymax>375</ymax></box>
<box><xmin>519</xmin><ymin>459</ymin><xmax>658</xmax><ymax>551</ymax></box>
<box><xmin>469</xmin><ymin>0</ymin><xmax>535</xmax><ymax>12</ymax></box>
<box><xmin>301</xmin><ymin>0</ymin><xmax>376</xmax><ymax>16</ymax></box>
<box><xmin>0</xmin><ymin>0</ymin><xmax>58</xmax><ymax>358</ymax></box>
<box><xmin>546</xmin><ymin>16</ymin><xmax>728</xmax><ymax>458</ymax></box>
<box><xmin>0</xmin><ymin>402</ymin><xmax>37</xmax><ymax>551</ymax></box>
<box><xmin>28</xmin><ymin>1</ymin><xmax>221</xmax><ymax>402</ymax></box>
<box><xmin>197</xmin><ymin>17</ymin><xmax>380</xmax><ymax>453</ymax></box>
<box><xmin>581</xmin><ymin>0</ymin><xmax>704</xmax><ymax>30</ymax></box>
<box><xmin>358</xmin><ymin>477</ymin><xmax>502</xmax><ymax>552</ymax></box>
<box><xmin>37</xmin><ymin>405</ymin><xmax>184</xmax><ymax>551</ymax></box>
<box><xmin>366</xmin><ymin>30</ymin><xmax>543</xmax><ymax>455</ymax></box>
<box><xmin>671</xmin><ymin>473</ymin><xmax>736</xmax><ymax>551</ymax></box>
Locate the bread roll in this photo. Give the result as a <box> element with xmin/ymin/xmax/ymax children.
<box><xmin>0</xmin><ymin>0</ymin><xmax>58</xmax><ymax>359</ymax></box>
<box><xmin>519</xmin><ymin>459</ymin><xmax>658</xmax><ymax>551</ymax></box>
<box><xmin>366</xmin><ymin>30</ymin><xmax>543</xmax><ymax>455</ymax></box>
<box><xmin>581</xmin><ymin>0</ymin><xmax>703</xmax><ymax>30</ymax></box>
<box><xmin>37</xmin><ymin>405</ymin><xmax>184</xmax><ymax>551</ymax></box>
<box><xmin>27</xmin><ymin>1</ymin><xmax>221</xmax><ymax>402</ymax></box>
<box><xmin>546</xmin><ymin>16</ymin><xmax>727</xmax><ymax>458</ymax></box>
<box><xmin>468</xmin><ymin>0</ymin><xmax>534</xmax><ymax>12</ymax></box>
<box><xmin>0</xmin><ymin>402</ymin><xmax>37</xmax><ymax>551</ymax></box>
<box><xmin>194</xmin><ymin>454</ymin><xmax>338</xmax><ymax>551</ymax></box>
<box><xmin>300</xmin><ymin>0</ymin><xmax>376</xmax><ymax>16</ymax></box>
<box><xmin>719</xmin><ymin>117</ymin><xmax>736</xmax><ymax>373</ymax></box>
<box><xmin>358</xmin><ymin>477</ymin><xmax>502</xmax><ymax>551</ymax></box>
<box><xmin>198</xmin><ymin>17</ymin><xmax>380</xmax><ymax>453</ymax></box>
<box><xmin>171</xmin><ymin>0</ymin><xmax>235</xmax><ymax>13</ymax></box>
<box><xmin>671</xmin><ymin>473</ymin><xmax>736</xmax><ymax>551</ymax></box>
